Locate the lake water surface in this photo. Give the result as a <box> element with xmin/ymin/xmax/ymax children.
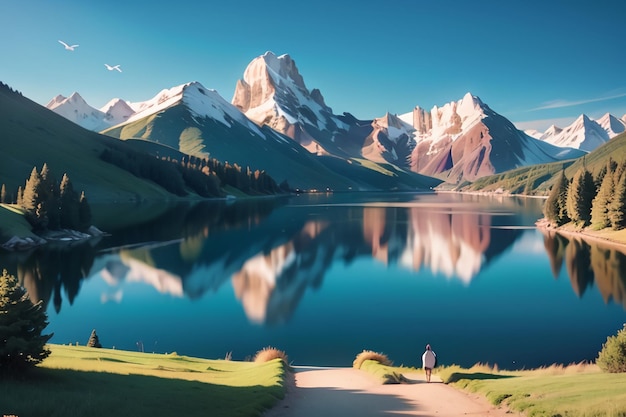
<box><xmin>3</xmin><ymin>192</ymin><xmax>626</xmax><ymax>369</ymax></box>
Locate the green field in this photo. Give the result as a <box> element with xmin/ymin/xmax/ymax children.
<box><xmin>0</xmin><ymin>344</ymin><xmax>287</xmax><ymax>417</ymax></box>
<box><xmin>439</xmin><ymin>363</ymin><xmax>626</xmax><ymax>417</ymax></box>
<box><xmin>357</xmin><ymin>360</ymin><xmax>626</xmax><ymax>416</ymax></box>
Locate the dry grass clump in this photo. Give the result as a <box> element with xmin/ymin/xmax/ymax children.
<box><xmin>439</xmin><ymin>361</ymin><xmax>600</xmax><ymax>383</ymax></box>
<box><xmin>528</xmin><ymin>361</ymin><xmax>598</xmax><ymax>376</ymax></box>
<box><xmin>469</xmin><ymin>362</ymin><xmax>499</xmax><ymax>373</ymax></box>
<box><xmin>253</xmin><ymin>346</ymin><xmax>288</xmax><ymax>364</ymax></box>
<box><xmin>353</xmin><ymin>350</ymin><xmax>393</xmax><ymax>369</ymax></box>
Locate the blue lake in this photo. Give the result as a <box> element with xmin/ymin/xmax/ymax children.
<box><xmin>4</xmin><ymin>192</ymin><xmax>626</xmax><ymax>369</ymax></box>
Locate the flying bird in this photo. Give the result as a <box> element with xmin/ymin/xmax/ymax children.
<box><xmin>105</xmin><ymin>64</ymin><xmax>122</xmax><ymax>73</ymax></box>
<box><xmin>58</xmin><ymin>40</ymin><xmax>79</xmax><ymax>51</ymax></box>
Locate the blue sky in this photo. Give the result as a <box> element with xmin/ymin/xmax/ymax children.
<box><xmin>3</xmin><ymin>0</ymin><xmax>626</xmax><ymax>131</ymax></box>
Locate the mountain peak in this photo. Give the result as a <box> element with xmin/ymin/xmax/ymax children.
<box><xmin>596</xmin><ymin>112</ymin><xmax>626</xmax><ymax>137</ymax></box>
<box><xmin>543</xmin><ymin>113</ymin><xmax>611</xmax><ymax>152</ymax></box>
<box><xmin>232</xmin><ymin>52</ymin><xmax>344</xmax><ymax>153</ymax></box>
<box><xmin>45</xmin><ymin>91</ymin><xmax>108</xmax><ymax>131</ymax></box>
<box><xmin>258</xmin><ymin>52</ymin><xmax>306</xmax><ymax>90</ymax></box>
<box><xmin>46</xmin><ymin>94</ymin><xmax>67</xmax><ymax>110</ymax></box>
<box><xmin>123</xmin><ymin>81</ymin><xmax>260</xmax><ymax>134</ymax></box>
<box><xmin>100</xmin><ymin>98</ymin><xmax>135</xmax><ymax>126</ymax></box>
<box><xmin>68</xmin><ymin>91</ymin><xmax>86</xmax><ymax>103</ymax></box>
<box><xmin>376</xmin><ymin>112</ymin><xmax>409</xmax><ymax>130</ymax></box>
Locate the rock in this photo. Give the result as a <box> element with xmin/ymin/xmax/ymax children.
<box><xmin>1</xmin><ymin>235</ymin><xmax>46</xmax><ymax>251</ymax></box>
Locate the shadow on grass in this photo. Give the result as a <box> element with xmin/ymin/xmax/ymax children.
<box><xmin>0</xmin><ymin>367</ymin><xmax>283</xmax><ymax>417</ymax></box>
<box><xmin>445</xmin><ymin>372</ymin><xmax>516</xmax><ymax>384</ymax></box>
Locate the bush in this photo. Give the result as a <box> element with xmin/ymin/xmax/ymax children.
<box><xmin>0</xmin><ymin>269</ymin><xmax>53</xmax><ymax>373</ymax></box>
<box><xmin>597</xmin><ymin>324</ymin><xmax>626</xmax><ymax>373</ymax></box>
<box><xmin>353</xmin><ymin>350</ymin><xmax>393</xmax><ymax>369</ymax></box>
<box><xmin>253</xmin><ymin>346</ymin><xmax>288</xmax><ymax>364</ymax></box>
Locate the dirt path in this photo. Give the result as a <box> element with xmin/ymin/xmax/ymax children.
<box><xmin>263</xmin><ymin>367</ymin><xmax>520</xmax><ymax>417</ymax></box>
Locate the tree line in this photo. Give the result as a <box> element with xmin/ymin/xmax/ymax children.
<box><xmin>100</xmin><ymin>145</ymin><xmax>287</xmax><ymax>197</ymax></box>
<box><xmin>544</xmin><ymin>158</ymin><xmax>626</xmax><ymax>231</ymax></box>
<box><xmin>1</xmin><ymin>163</ymin><xmax>91</xmax><ymax>232</ymax></box>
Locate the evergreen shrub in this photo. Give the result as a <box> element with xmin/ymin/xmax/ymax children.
<box><xmin>597</xmin><ymin>324</ymin><xmax>626</xmax><ymax>373</ymax></box>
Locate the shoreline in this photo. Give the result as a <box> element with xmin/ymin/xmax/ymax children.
<box><xmin>535</xmin><ymin>218</ymin><xmax>626</xmax><ymax>254</ymax></box>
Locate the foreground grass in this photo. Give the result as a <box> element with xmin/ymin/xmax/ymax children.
<box><xmin>439</xmin><ymin>363</ymin><xmax>626</xmax><ymax>417</ymax></box>
<box><xmin>359</xmin><ymin>360</ymin><xmax>417</xmax><ymax>384</ymax></box>
<box><xmin>0</xmin><ymin>344</ymin><xmax>287</xmax><ymax>417</ymax></box>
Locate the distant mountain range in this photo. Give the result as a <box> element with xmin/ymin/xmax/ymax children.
<box><xmin>0</xmin><ymin>83</ymin><xmax>180</xmax><ymax>202</ymax></box>
<box><xmin>46</xmin><ymin>51</ymin><xmax>592</xmax><ymax>185</ymax></box>
<box><xmin>524</xmin><ymin>113</ymin><xmax>626</xmax><ymax>152</ymax></box>
<box><xmin>458</xmin><ymin>127</ymin><xmax>626</xmax><ymax>195</ymax></box>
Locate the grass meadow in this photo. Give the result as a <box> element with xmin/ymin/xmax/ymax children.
<box><xmin>0</xmin><ymin>344</ymin><xmax>287</xmax><ymax>417</ymax></box>
<box><xmin>357</xmin><ymin>358</ymin><xmax>626</xmax><ymax>416</ymax></box>
<box><xmin>438</xmin><ymin>363</ymin><xmax>626</xmax><ymax>417</ymax></box>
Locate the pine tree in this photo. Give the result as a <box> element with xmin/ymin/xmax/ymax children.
<box><xmin>59</xmin><ymin>173</ymin><xmax>79</xmax><ymax>230</ymax></box>
<box><xmin>21</xmin><ymin>166</ymin><xmax>42</xmax><ymax>213</ymax></box>
<box><xmin>86</xmin><ymin>329</ymin><xmax>102</xmax><ymax>348</ymax></box>
<box><xmin>0</xmin><ymin>269</ymin><xmax>52</xmax><ymax>373</ymax></box>
<box><xmin>609</xmin><ymin>174</ymin><xmax>626</xmax><ymax>230</ymax></box>
<box><xmin>21</xmin><ymin>166</ymin><xmax>48</xmax><ymax>229</ymax></box>
<box><xmin>40</xmin><ymin>163</ymin><xmax>61</xmax><ymax>230</ymax></box>
<box><xmin>566</xmin><ymin>168</ymin><xmax>595</xmax><ymax>227</ymax></box>
<box><xmin>544</xmin><ymin>170</ymin><xmax>569</xmax><ymax>226</ymax></box>
<box><xmin>16</xmin><ymin>185</ymin><xmax>23</xmax><ymax>206</ymax></box>
<box><xmin>591</xmin><ymin>168</ymin><xmax>615</xmax><ymax>230</ymax></box>
<box><xmin>78</xmin><ymin>191</ymin><xmax>92</xmax><ymax>232</ymax></box>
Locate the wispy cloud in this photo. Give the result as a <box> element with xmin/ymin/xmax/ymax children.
<box><xmin>532</xmin><ymin>92</ymin><xmax>626</xmax><ymax>111</ymax></box>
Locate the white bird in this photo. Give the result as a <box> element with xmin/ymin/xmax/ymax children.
<box><xmin>58</xmin><ymin>40</ymin><xmax>79</xmax><ymax>51</ymax></box>
<box><xmin>105</xmin><ymin>64</ymin><xmax>122</xmax><ymax>73</ymax></box>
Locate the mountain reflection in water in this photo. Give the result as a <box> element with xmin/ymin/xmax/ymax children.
<box><xmin>3</xmin><ymin>193</ymin><xmax>626</xmax><ymax>367</ymax></box>
<box><xmin>0</xmin><ymin>196</ymin><xmax>538</xmax><ymax>315</ymax></box>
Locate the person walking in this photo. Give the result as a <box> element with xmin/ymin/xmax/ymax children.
<box><xmin>421</xmin><ymin>344</ymin><xmax>437</xmax><ymax>382</ymax></box>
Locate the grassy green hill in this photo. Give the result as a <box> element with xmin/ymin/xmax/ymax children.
<box><xmin>456</xmin><ymin>131</ymin><xmax>626</xmax><ymax>195</ymax></box>
<box><xmin>2</xmin><ymin>344</ymin><xmax>286</xmax><ymax>417</ymax></box>
<box><xmin>0</xmin><ymin>84</ymin><xmax>174</xmax><ymax>202</ymax></box>
<box><xmin>103</xmin><ymin>105</ymin><xmax>360</xmax><ymax>191</ymax></box>
<box><xmin>103</xmin><ymin>103</ymin><xmax>441</xmax><ymax>191</ymax></box>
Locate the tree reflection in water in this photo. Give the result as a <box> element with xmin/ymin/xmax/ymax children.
<box><xmin>542</xmin><ymin>230</ymin><xmax>626</xmax><ymax>309</ymax></box>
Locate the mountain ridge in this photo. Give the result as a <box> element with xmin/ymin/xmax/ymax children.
<box><xmin>99</xmin><ymin>80</ymin><xmax>440</xmax><ymax>191</ymax></box>
<box><xmin>44</xmin><ymin>51</ymin><xmax>600</xmax><ymax>185</ymax></box>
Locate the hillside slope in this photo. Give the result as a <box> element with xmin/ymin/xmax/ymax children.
<box><xmin>103</xmin><ymin>82</ymin><xmax>440</xmax><ymax>191</ymax></box>
<box><xmin>0</xmin><ymin>84</ymin><xmax>177</xmax><ymax>202</ymax></box>
<box><xmin>458</xmin><ymin>131</ymin><xmax>626</xmax><ymax>194</ymax></box>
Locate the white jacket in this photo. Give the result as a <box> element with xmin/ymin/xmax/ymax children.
<box><xmin>422</xmin><ymin>350</ymin><xmax>436</xmax><ymax>369</ymax></box>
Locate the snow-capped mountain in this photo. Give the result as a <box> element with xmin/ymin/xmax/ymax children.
<box><xmin>46</xmin><ymin>92</ymin><xmax>134</xmax><ymax>131</ymax></box>
<box><xmin>360</xmin><ymin>112</ymin><xmax>415</xmax><ymax>164</ymax></box>
<box><xmin>47</xmin><ymin>51</ymin><xmax>593</xmax><ymax>185</ymax></box>
<box><xmin>46</xmin><ymin>93</ymin><xmax>110</xmax><ymax>131</ymax></box>
<box><xmin>232</xmin><ymin>51</ymin><xmax>347</xmax><ymax>154</ymax></box>
<box><xmin>542</xmin><ymin>114</ymin><xmax>617</xmax><ymax>152</ymax></box>
<box><xmin>100</xmin><ymin>98</ymin><xmax>135</xmax><ymax>127</ymax></box>
<box><xmin>597</xmin><ymin>113</ymin><xmax>626</xmax><ymax>138</ymax></box>
<box><xmin>523</xmin><ymin>113</ymin><xmax>626</xmax><ymax>153</ymax></box>
<box><xmin>231</xmin><ymin>51</ymin><xmax>426</xmax><ymax>169</ymax></box>
<box><xmin>122</xmin><ymin>81</ymin><xmax>265</xmax><ymax>136</ymax></box>
<box><xmin>396</xmin><ymin>93</ymin><xmax>584</xmax><ymax>181</ymax></box>
<box><xmin>100</xmin><ymin>80</ymin><xmax>439</xmax><ymax>191</ymax></box>
<box><xmin>539</xmin><ymin>125</ymin><xmax>563</xmax><ymax>142</ymax></box>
